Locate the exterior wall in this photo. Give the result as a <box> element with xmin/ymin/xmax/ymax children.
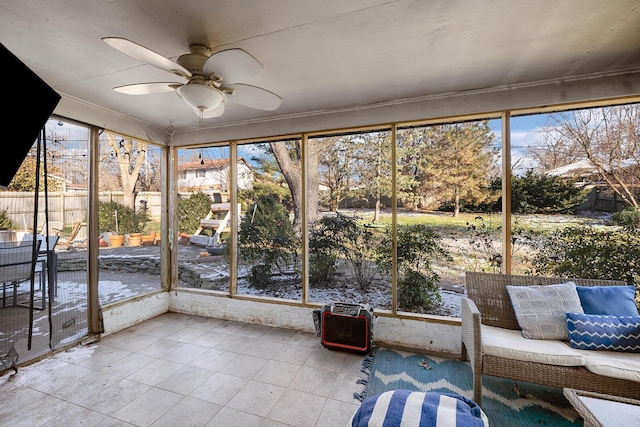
<box><xmin>101</xmin><ymin>291</ymin><xmax>169</xmax><ymax>335</ymax></box>
<box><xmin>168</xmin><ymin>290</ymin><xmax>461</xmax><ymax>356</ymax></box>
<box><xmin>177</xmin><ymin>164</ymin><xmax>253</xmax><ymax>191</ymax></box>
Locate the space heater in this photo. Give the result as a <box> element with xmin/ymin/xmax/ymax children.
<box><xmin>320</xmin><ymin>303</ymin><xmax>373</xmax><ymax>354</ymax></box>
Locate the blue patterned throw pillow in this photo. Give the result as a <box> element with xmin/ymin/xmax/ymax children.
<box><xmin>566</xmin><ymin>312</ymin><xmax>640</xmax><ymax>353</ymax></box>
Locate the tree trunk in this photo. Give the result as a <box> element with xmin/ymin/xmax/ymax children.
<box><xmin>453</xmin><ymin>186</ymin><xmax>460</xmax><ymax>217</ymax></box>
<box><xmin>270</xmin><ymin>139</ymin><xmax>330</xmax><ymax>234</ymax></box>
<box><xmin>106</xmin><ymin>134</ymin><xmax>147</xmax><ymax>210</ymax></box>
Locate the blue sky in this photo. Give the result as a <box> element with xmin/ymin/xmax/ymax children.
<box><xmin>489</xmin><ymin>113</ymin><xmax>552</xmax><ymax>174</ymax></box>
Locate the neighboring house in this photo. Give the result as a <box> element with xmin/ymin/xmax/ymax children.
<box><xmin>546</xmin><ymin>159</ymin><xmax>640</xmax><ymax>211</ymax></box>
<box><xmin>177</xmin><ymin>158</ymin><xmax>254</xmax><ymax>192</ymax></box>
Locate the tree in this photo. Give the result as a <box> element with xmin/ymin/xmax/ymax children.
<box><xmin>318</xmin><ymin>136</ymin><xmax>355</xmax><ymax>211</ymax></box>
<box><xmin>102</xmin><ymin>133</ymin><xmax>148</xmax><ymax>209</ymax></box>
<box><xmin>509</xmin><ymin>171</ymin><xmax>588</xmax><ymax>214</ymax></box>
<box><xmin>8</xmin><ymin>146</ymin><xmax>64</xmax><ymax>192</ymax></box>
<box><xmin>350</xmin><ymin>131</ymin><xmax>393</xmax><ymax>222</ymax></box>
<box><xmin>400</xmin><ymin>122</ymin><xmax>498</xmax><ymax>217</ymax></box>
<box><xmin>537</xmin><ymin>105</ymin><xmax>640</xmax><ymax>207</ymax></box>
<box><xmin>269</xmin><ymin>138</ymin><xmax>333</xmax><ymax>233</ymax></box>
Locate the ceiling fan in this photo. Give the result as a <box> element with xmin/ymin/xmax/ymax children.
<box><xmin>102</xmin><ymin>37</ymin><xmax>282</xmax><ymax>118</ymax></box>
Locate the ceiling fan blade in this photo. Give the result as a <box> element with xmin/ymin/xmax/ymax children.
<box><xmin>103</xmin><ymin>37</ymin><xmax>192</xmax><ymax>78</ymax></box>
<box><xmin>192</xmin><ymin>103</ymin><xmax>225</xmax><ymax>118</ymax></box>
<box><xmin>113</xmin><ymin>82</ymin><xmax>182</xmax><ymax>95</ymax></box>
<box><xmin>202</xmin><ymin>48</ymin><xmax>264</xmax><ymax>84</ymax></box>
<box><xmin>225</xmin><ymin>84</ymin><xmax>282</xmax><ymax>111</ymax></box>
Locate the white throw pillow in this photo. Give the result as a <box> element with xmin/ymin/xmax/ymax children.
<box><xmin>506</xmin><ymin>282</ymin><xmax>583</xmax><ymax>340</ymax></box>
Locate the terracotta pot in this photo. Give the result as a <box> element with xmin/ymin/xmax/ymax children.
<box><xmin>109</xmin><ymin>235</ymin><xmax>124</xmax><ymax>248</ymax></box>
<box><xmin>141</xmin><ymin>235</ymin><xmax>155</xmax><ymax>246</ymax></box>
<box><xmin>178</xmin><ymin>233</ymin><xmax>190</xmax><ymax>245</ymax></box>
<box><xmin>99</xmin><ymin>238</ymin><xmax>108</xmax><ymax>247</ymax></box>
<box><xmin>128</xmin><ymin>236</ymin><xmax>142</xmax><ymax>246</ymax></box>
<box><xmin>130</xmin><ymin>232</ymin><xmax>142</xmax><ymax>238</ymax></box>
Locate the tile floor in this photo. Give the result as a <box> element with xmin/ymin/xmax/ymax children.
<box><xmin>0</xmin><ymin>312</ymin><xmax>367</xmax><ymax>426</ymax></box>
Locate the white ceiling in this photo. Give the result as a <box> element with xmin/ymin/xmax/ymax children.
<box><xmin>2</xmin><ymin>0</ymin><xmax>640</xmax><ymax>144</ymax></box>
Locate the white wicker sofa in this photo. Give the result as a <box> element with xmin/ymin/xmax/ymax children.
<box><xmin>461</xmin><ymin>271</ymin><xmax>640</xmax><ymax>407</ymax></box>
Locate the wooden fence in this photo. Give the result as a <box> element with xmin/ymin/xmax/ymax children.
<box><xmin>0</xmin><ymin>191</ymin><xmax>163</xmax><ymax>232</ymax></box>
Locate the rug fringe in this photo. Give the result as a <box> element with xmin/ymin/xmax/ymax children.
<box><xmin>353</xmin><ymin>346</ymin><xmax>377</xmax><ymax>401</ymax></box>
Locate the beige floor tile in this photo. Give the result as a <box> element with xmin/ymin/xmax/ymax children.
<box><xmin>226</xmin><ymin>380</ymin><xmax>286</xmax><ymax>417</ymax></box>
<box><xmin>106</xmin><ymin>332</ymin><xmax>161</xmax><ymax>352</ymax></box>
<box><xmin>0</xmin><ymin>385</ymin><xmax>48</xmax><ymax>419</ymax></box>
<box><xmin>155</xmin><ymin>364</ymin><xmax>215</xmax><ymax>395</ymax></box>
<box><xmin>73</xmin><ymin>345</ymin><xmax>133</xmax><ymax>371</ymax></box>
<box><xmin>288</xmin><ymin>330</ymin><xmax>322</xmax><ymax>348</ymax></box>
<box><xmin>126</xmin><ymin>358</ymin><xmax>184</xmax><ymax>386</ymax></box>
<box><xmin>259</xmin><ymin>419</ymin><xmax>292</xmax><ymax>427</ymax></box>
<box><xmin>211</xmin><ymin>319</ymin><xmax>249</xmax><ymax>334</ymax></box>
<box><xmin>189</xmin><ymin>347</ymin><xmax>237</xmax><ymax>372</ymax></box>
<box><xmin>136</xmin><ymin>337</ymin><xmax>184</xmax><ymax>358</ymax></box>
<box><xmin>45</xmin><ymin>403</ymin><xmax>109</xmax><ymax>426</ymax></box>
<box><xmin>99</xmin><ymin>352</ymin><xmax>157</xmax><ymax>378</ymax></box>
<box><xmin>189</xmin><ymin>372</ymin><xmax>248</xmax><ymax>405</ymax></box>
<box><xmin>51</xmin><ymin>370</ymin><xmax>121</xmax><ymax>404</ymax></box>
<box><xmin>138</xmin><ymin>322</ymin><xmax>185</xmax><ymax>338</ymax></box>
<box><xmin>206</xmin><ymin>407</ymin><xmax>264</xmax><ymax>427</ymax></box>
<box><xmin>161</xmin><ymin>342</ymin><xmax>210</xmax><ymax>364</ymax></box>
<box><xmin>236</xmin><ymin>323</ymin><xmax>272</xmax><ymax>338</ymax></box>
<box><xmin>0</xmin><ymin>394</ymin><xmax>76</xmax><ymax>427</ymax></box>
<box><xmin>267</xmin><ymin>388</ymin><xmax>326</xmax><ymax>426</ymax></box>
<box><xmin>111</xmin><ymin>387</ymin><xmax>183</xmax><ymax>426</ymax></box>
<box><xmin>149</xmin><ymin>396</ymin><xmax>221</xmax><ymax>427</ymax></box>
<box><xmin>164</xmin><ymin>325</ymin><xmax>208</xmax><ymax>343</ymax></box>
<box><xmin>261</xmin><ymin>327</ymin><xmax>298</xmax><ymax>343</ymax></box>
<box><xmin>213</xmin><ymin>334</ymin><xmax>257</xmax><ymax>352</ymax></box>
<box><xmin>272</xmin><ymin>343</ymin><xmax>315</xmax><ymax>365</ymax></box>
<box><xmin>304</xmin><ymin>348</ymin><xmax>347</xmax><ymax>372</ymax></box>
<box><xmin>188</xmin><ymin>329</ymin><xmax>234</xmax><ymax>348</ymax></box>
<box><xmin>242</xmin><ymin>337</ymin><xmax>286</xmax><ymax>358</ymax></box>
<box><xmin>252</xmin><ymin>359</ymin><xmax>301</xmax><ymax>387</ymax></box>
<box><xmin>329</xmin><ymin>371</ymin><xmax>366</xmax><ymax>403</ymax></box>
<box><xmin>79</xmin><ymin>378</ymin><xmax>151</xmax><ymax>415</ymax></box>
<box><xmin>222</xmin><ymin>353</ymin><xmax>269</xmax><ymax>379</ymax></box>
<box><xmin>314</xmin><ymin>398</ymin><xmax>360</xmax><ymax>427</ymax></box>
<box><xmin>288</xmin><ymin>366</ymin><xmax>339</xmax><ymax>397</ymax></box>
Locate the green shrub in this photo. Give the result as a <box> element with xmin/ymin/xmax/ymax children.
<box><xmin>0</xmin><ymin>209</ymin><xmax>16</xmax><ymax>230</ymax></box>
<box><xmin>177</xmin><ymin>192</ymin><xmax>213</xmax><ymax>234</ymax></box>
<box><xmin>611</xmin><ymin>206</ymin><xmax>640</xmax><ymax>231</ymax></box>
<box><xmin>531</xmin><ymin>226</ymin><xmax>639</xmax><ymax>309</ymax></box>
<box><xmin>98</xmin><ymin>201</ymin><xmax>148</xmax><ymax>234</ymax></box>
<box><xmin>238</xmin><ymin>192</ymin><xmax>298</xmax><ymax>288</ymax></box>
<box><xmin>309</xmin><ymin>215</ymin><xmax>341</xmax><ymax>286</ymax></box>
<box><xmin>376</xmin><ymin>224</ymin><xmax>450</xmax><ymax>312</ymax></box>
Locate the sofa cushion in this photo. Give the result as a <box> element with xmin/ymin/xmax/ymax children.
<box><xmin>566</xmin><ymin>312</ymin><xmax>640</xmax><ymax>353</ymax></box>
<box><xmin>507</xmin><ymin>282</ymin><xmax>583</xmax><ymax>340</ymax></box>
<box><xmin>576</xmin><ymin>285</ymin><xmax>639</xmax><ymax>316</ymax></box>
<box><xmin>576</xmin><ymin>349</ymin><xmax>640</xmax><ymax>383</ymax></box>
<box><xmin>481</xmin><ymin>325</ymin><xmax>585</xmax><ymax>366</ymax></box>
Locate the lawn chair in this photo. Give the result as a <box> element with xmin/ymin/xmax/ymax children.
<box><xmin>0</xmin><ymin>240</ymin><xmax>44</xmax><ymax>308</ymax></box>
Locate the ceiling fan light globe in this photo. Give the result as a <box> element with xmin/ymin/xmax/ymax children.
<box><xmin>176</xmin><ymin>84</ymin><xmax>225</xmax><ymax>111</ymax></box>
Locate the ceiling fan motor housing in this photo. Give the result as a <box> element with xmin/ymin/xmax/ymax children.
<box><xmin>177</xmin><ymin>45</ymin><xmax>221</xmax><ymax>81</ymax></box>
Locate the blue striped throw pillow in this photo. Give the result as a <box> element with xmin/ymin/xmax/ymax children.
<box><xmin>566</xmin><ymin>312</ymin><xmax>640</xmax><ymax>353</ymax></box>
<box><xmin>349</xmin><ymin>390</ymin><xmax>488</xmax><ymax>427</ymax></box>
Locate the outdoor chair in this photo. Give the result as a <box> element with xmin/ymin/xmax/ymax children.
<box><xmin>0</xmin><ymin>240</ymin><xmax>44</xmax><ymax>308</ymax></box>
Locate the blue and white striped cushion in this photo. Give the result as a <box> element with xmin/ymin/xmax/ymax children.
<box><xmin>566</xmin><ymin>312</ymin><xmax>640</xmax><ymax>353</ymax></box>
<box><xmin>349</xmin><ymin>390</ymin><xmax>489</xmax><ymax>427</ymax></box>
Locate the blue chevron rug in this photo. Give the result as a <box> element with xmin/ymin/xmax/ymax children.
<box><xmin>358</xmin><ymin>348</ymin><xmax>582</xmax><ymax>427</ymax></box>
